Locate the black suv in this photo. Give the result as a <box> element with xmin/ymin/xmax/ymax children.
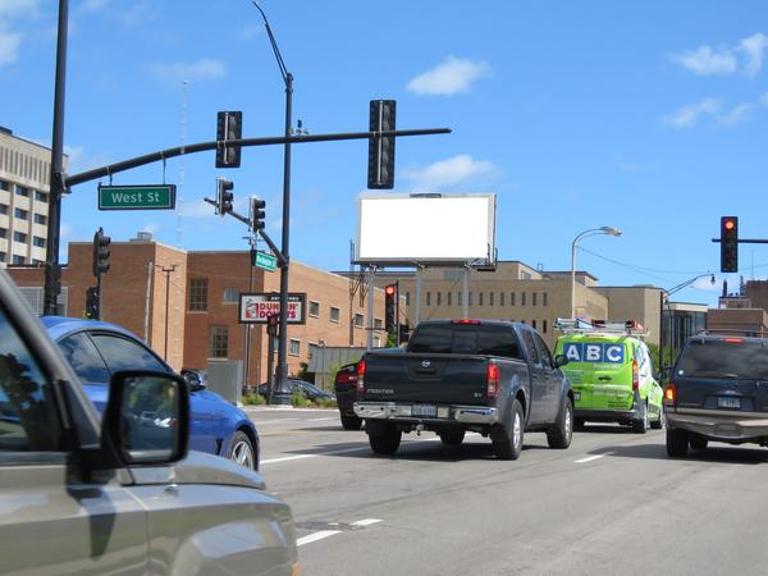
<box><xmin>664</xmin><ymin>334</ymin><xmax>768</xmax><ymax>457</ymax></box>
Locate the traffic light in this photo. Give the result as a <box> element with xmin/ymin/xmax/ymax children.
<box><xmin>92</xmin><ymin>227</ymin><xmax>111</xmax><ymax>277</ymax></box>
<box><xmin>399</xmin><ymin>322</ymin><xmax>411</xmax><ymax>345</ymax></box>
<box><xmin>384</xmin><ymin>283</ymin><xmax>398</xmax><ymax>337</ymax></box>
<box><xmin>267</xmin><ymin>313</ymin><xmax>279</xmax><ymax>336</ymax></box>
<box><xmin>367</xmin><ymin>99</ymin><xmax>396</xmax><ymax>189</ymax></box>
<box><xmin>217</xmin><ymin>179</ymin><xmax>234</xmax><ymax>215</ymax></box>
<box><xmin>251</xmin><ymin>197</ymin><xmax>266</xmax><ymax>231</ymax></box>
<box><xmin>85</xmin><ymin>286</ymin><xmax>99</xmax><ymax>319</ymax></box>
<box><xmin>216</xmin><ymin>111</ymin><xmax>242</xmax><ymax>168</ymax></box>
<box><xmin>720</xmin><ymin>216</ymin><xmax>738</xmax><ymax>273</ymax></box>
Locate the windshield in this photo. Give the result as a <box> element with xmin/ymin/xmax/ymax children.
<box><xmin>676</xmin><ymin>340</ymin><xmax>768</xmax><ymax>379</ymax></box>
<box><xmin>409</xmin><ymin>324</ymin><xmax>522</xmax><ymax>359</ymax></box>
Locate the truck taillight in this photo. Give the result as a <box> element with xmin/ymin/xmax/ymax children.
<box><xmin>487</xmin><ymin>362</ymin><xmax>499</xmax><ymax>399</ymax></box>
<box><xmin>632</xmin><ymin>359</ymin><xmax>639</xmax><ymax>391</ymax></box>
<box><xmin>356</xmin><ymin>360</ymin><xmax>366</xmax><ymax>395</ymax></box>
<box><xmin>663</xmin><ymin>383</ymin><xmax>677</xmax><ymax>406</ymax></box>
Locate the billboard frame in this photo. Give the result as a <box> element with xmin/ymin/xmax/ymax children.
<box><xmin>354</xmin><ymin>193</ymin><xmax>497</xmax><ymax>267</ymax></box>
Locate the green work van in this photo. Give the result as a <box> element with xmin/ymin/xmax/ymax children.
<box><xmin>554</xmin><ymin>330</ymin><xmax>663</xmax><ymax>433</ymax></box>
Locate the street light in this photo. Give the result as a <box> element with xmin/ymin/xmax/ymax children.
<box><xmin>570</xmin><ymin>226</ymin><xmax>622</xmax><ymax>318</ymax></box>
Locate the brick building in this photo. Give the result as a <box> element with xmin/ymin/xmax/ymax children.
<box><xmin>8</xmin><ymin>234</ymin><xmax>384</xmax><ymax>387</ymax></box>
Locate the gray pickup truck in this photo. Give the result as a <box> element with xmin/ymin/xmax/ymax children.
<box><xmin>665</xmin><ymin>333</ymin><xmax>768</xmax><ymax>457</ymax></box>
<box><xmin>354</xmin><ymin>319</ymin><xmax>574</xmax><ymax>460</ymax></box>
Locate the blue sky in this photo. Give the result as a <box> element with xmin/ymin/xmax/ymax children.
<box><xmin>3</xmin><ymin>0</ymin><xmax>768</xmax><ymax>306</ymax></box>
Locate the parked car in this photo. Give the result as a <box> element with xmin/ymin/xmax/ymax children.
<box><xmin>335</xmin><ymin>361</ymin><xmax>363</xmax><ymax>430</ymax></box>
<box><xmin>0</xmin><ymin>269</ymin><xmax>299</xmax><ymax>575</ymax></box>
<box><xmin>664</xmin><ymin>333</ymin><xmax>768</xmax><ymax>457</ymax></box>
<box><xmin>258</xmin><ymin>378</ymin><xmax>336</xmax><ymax>401</ymax></box>
<box><xmin>355</xmin><ymin>319</ymin><xmax>574</xmax><ymax>459</ymax></box>
<box><xmin>554</xmin><ymin>324</ymin><xmax>664</xmax><ymax>433</ymax></box>
<box><xmin>43</xmin><ymin>317</ymin><xmax>260</xmax><ymax>470</ymax></box>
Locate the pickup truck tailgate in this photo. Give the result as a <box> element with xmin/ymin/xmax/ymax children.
<box><xmin>363</xmin><ymin>352</ymin><xmax>488</xmax><ymax>405</ymax></box>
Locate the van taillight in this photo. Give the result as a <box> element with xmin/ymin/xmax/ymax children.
<box><xmin>356</xmin><ymin>360</ymin><xmax>366</xmax><ymax>395</ymax></box>
<box><xmin>487</xmin><ymin>362</ymin><xmax>500</xmax><ymax>399</ymax></box>
<box><xmin>663</xmin><ymin>383</ymin><xmax>677</xmax><ymax>406</ymax></box>
<box><xmin>632</xmin><ymin>359</ymin><xmax>639</xmax><ymax>391</ymax></box>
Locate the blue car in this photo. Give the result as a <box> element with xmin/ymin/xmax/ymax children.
<box><xmin>42</xmin><ymin>317</ymin><xmax>259</xmax><ymax>470</ymax></box>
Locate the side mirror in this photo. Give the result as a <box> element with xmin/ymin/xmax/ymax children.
<box><xmin>182</xmin><ymin>370</ymin><xmax>206</xmax><ymax>391</ymax></box>
<box><xmin>102</xmin><ymin>370</ymin><xmax>189</xmax><ymax>466</ymax></box>
<box><xmin>554</xmin><ymin>354</ymin><xmax>569</xmax><ymax>368</ymax></box>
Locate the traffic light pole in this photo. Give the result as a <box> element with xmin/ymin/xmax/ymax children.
<box><xmin>44</xmin><ymin>0</ymin><xmax>69</xmax><ymax>316</ymax></box>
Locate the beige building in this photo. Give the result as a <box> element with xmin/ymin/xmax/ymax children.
<box><xmin>346</xmin><ymin>261</ymin><xmax>662</xmax><ymax>348</ymax></box>
<box><xmin>0</xmin><ymin>127</ymin><xmax>60</xmax><ymax>266</ymax></box>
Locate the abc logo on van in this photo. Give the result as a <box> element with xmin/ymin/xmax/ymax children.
<box><xmin>563</xmin><ymin>343</ymin><xmax>625</xmax><ymax>364</ymax></box>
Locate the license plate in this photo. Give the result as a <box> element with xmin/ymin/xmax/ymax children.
<box><xmin>412</xmin><ymin>404</ymin><xmax>437</xmax><ymax>418</ymax></box>
<box><xmin>574</xmin><ymin>391</ymin><xmax>581</xmax><ymax>402</ymax></box>
<box><xmin>718</xmin><ymin>396</ymin><xmax>741</xmax><ymax>409</ymax></box>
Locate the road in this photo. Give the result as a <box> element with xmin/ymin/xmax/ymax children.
<box><xmin>247</xmin><ymin>407</ymin><xmax>768</xmax><ymax>576</ymax></box>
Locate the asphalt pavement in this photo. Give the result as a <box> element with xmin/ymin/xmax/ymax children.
<box><xmin>245</xmin><ymin>407</ymin><xmax>768</xmax><ymax>576</ymax></box>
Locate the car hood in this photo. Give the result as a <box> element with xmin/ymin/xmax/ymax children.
<box><xmin>129</xmin><ymin>450</ymin><xmax>266</xmax><ymax>491</ymax></box>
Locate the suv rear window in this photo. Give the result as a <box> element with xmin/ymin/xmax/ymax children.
<box><xmin>409</xmin><ymin>324</ymin><xmax>522</xmax><ymax>359</ymax></box>
<box><xmin>676</xmin><ymin>340</ymin><xmax>768</xmax><ymax>380</ymax></box>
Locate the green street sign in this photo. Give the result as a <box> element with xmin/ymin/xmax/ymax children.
<box><xmin>98</xmin><ymin>184</ymin><xmax>176</xmax><ymax>210</ymax></box>
<box><xmin>253</xmin><ymin>250</ymin><xmax>277</xmax><ymax>272</ymax></box>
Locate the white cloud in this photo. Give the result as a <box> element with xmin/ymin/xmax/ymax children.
<box><xmin>141</xmin><ymin>222</ymin><xmax>160</xmax><ymax>235</ymax></box>
<box><xmin>740</xmin><ymin>32</ymin><xmax>768</xmax><ymax>77</ymax></box>
<box><xmin>0</xmin><ymin>0</ymin><xmax>40</xmax><ymax>19</ymax></box>
<box><xmin>241</xmin><ymin>25</ymin><xmax>261</xmax><ymax>40</ymax></box>
<box><xmin>403</xmin><ymin>154</ymin><xmax>497</xmax><ymax>190</ymax></box>
<box><xmin>63</xmin><ymin>144</ymin><xmax>112</xmax><ymax>173</ymax></box>
<box><xmin>693</xmin><ymin>276</ymin><xmax>720</xmax><ymax>291</ymax></box>
<box><xmin>662</xmin><ymin>98</ymin><xmax>721</xmax><ymax>129</ymax></box>
<box><xmin>672</xmin><ymin>45</ymin><xmax>737</xmax><ymax>76</ymax></box>
<box><xmin>0</xmin><ymin>30</ymin><xmax>22</xmax><ymax>65</ymax></box>
<box><xmin>150</xmin><ymin>59</ymin><xmax>227</xmax><ymax>82</ymax></box>
<box><xmin>406</xmin><ymin>56</ymin><xmax>491</xmax><ymax>96</ymax></box>
<box><xmin>719</xmin><ymin>102</ymin><xmax>753</xmax><ymax>126</ymax></box>
<box><xmin>80</xmin><ymin>0</ymin><xmax>109</xmax><ymax>13</ymax></box>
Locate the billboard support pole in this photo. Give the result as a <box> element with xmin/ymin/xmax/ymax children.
<box><xmin>463</xmin><ymin>265</ymin><xmax>469</xmax><ymax>319</ymax></box>
<box><xmin>366</xmin><ymin>266</ymin><xmax>375</xmax><ymax>350</ymax></box>
<box><xmin>415</xmin><ymin>266</ymin><xmax>423</xmax><ymax>325</ymax></box>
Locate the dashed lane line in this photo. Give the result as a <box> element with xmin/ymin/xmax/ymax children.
<box><xmin>297</xmin><ymin>530</ymin><xmax>342</xmax><ymax>547</ymax></box>
<box><xmin>574</xmin><ymin>453</ymin><xmax>612</xmax><ymax>464</ymax></box>
<box><xmin>261</xmin><ymin>437</ymin><xmax>442</xmax><ymax>465</ymax></box>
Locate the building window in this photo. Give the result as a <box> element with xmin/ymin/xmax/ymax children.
<box><xmin>500</xmin><ymin>292</ymin><xmax>505</xmax><ymax>306</ymax></box>
<box><xmin>0</xmin><ymin>252</ymin><xmax>5</xmax><ymax>262</ymax></box>
<box><xmin>12</xmin><ymin>255</ymin><xmax>25</xmax><ymax>265</ymax></box>
<box><xmin>458</xmin><ymin>292</ymin><xmax>463</xmax><ymax>306</ymax></box>
<box><xmin>34</xmin><ymin>191</ymin><xmax>48</xmax><ymax>203</ymax></box>
<box><xmin>510</xmin><ymin>292</ymin><xmax>516</xmax><ymax>306</ymax></box>
<box><xmin>437</xmin><ymin>291</ymin><xmax>442</xmax><ymax>306</ymax></box>
<box><xmin>447</xmin><ymin>292</ymin><xmax>452</xmax><ymax>306</ymax></box>
<box><xmin>405</xmin><ymin>292</ymin><xmax>410</xmax><ymax>306</ymax></box>
<box><xmin>15</xmin><ymin>185</ymin><xmax>29</xmax><ymax>198</ymax></box>
<box><xmin>330</xmin><ymin>306</ymin><xmax>341</xmax><ymax>323</ymax></box>
<box><xmin>532</xmin><ymin>293</ymin><xmax>538</xmax><ymax>306</ymax></box>
<box><xmin>32</xmin><ymin>236</ymin><xmax>45</xmax><ymax>248</ymax></box>
<box><xmin>34</xmin><ymin>213</ymin><xmax>47</xmax><ymax>225</ymax></box>
<box><xmin>309</xmin><ymin>300</ymin><xmax>320</xmax><ymax>318</ymax></box>
<box><xmin>426</xmin><ymin>291</ymin><xmax>431</xmax><ymax>307</ymax></box>
<box><xmin>532</xmin><ymin>319</ymin><xmax>537</xmax><ymax>330</ymax></box>
<box><xmin>374</xmin><ymin>318</ymin><xmax>383</xmax><ymax>330</ymax></box>
<box><xmin>490</xmin><ymin>292</ymin><xmax>495</xmax><ymax>306</ymax></box>
<box><xmin>374</xmin><ymin>336</ymin><xmax>381</xmax><ymax>347</ymax></box>
<box><xmin>188</xmin><ymin>278</ymin><xmax>208</xmax><ymax>311</ymax></box>
<box><xmin>308</xmin><ymin>343</ymin><xmax>318</xmax><ymax>361</ymax></box>
<box><xmin>0</xmin><ymin>228</ymin><xmax>6</xmax><ymax>239</ymax></box>
<box><xmin>222</xmin><ymin>287</ymin><xmax>239</xmax><ymax>303</ymax></box>
<box><xmin>0</xmin><ymin>180</ymin><xmax>7</xmax><ymax>191</ymax></box>
<box><xmin>521</xmin><ymin>292</ymin><xmax>527</xmax><ymax>306</ymax></box>
<box><xmin>543</xmin><ymin>320</ymin><xmax>548</xmax><ymax>334</ymax></box>
<box><xmin>289</xmin><ymin>339</ymin><xmax>300</xmax><ymax>356</ymax></box>
<box><xmin>13</xmin><ymin>231</ymin><xmax>27</xmax><ymax>243</ymax></box>
<box><xmin>543</xmin><ymin>292</ymin><xmax>548</xmax><ymax>307</ymax></box>
<box><xmin>0</xmin><ymin>204</ymin><xmax>7</xmax><ymax>215</ymax></box>
<box><xmin>209</xmin><ymin>326</ymin><xmax>228</xmax><ymax>358</ymax></box>
<box><xmin>468</xmin><ymin>292</ymin><xmax>473</xmax><ymax>307</ymax></box>
<box><xmin>479</xmin><ymin>292</ymin><xmax>484</xmax><ymax>306</ymax></box>
<box><xmin>14</xmin><ymin>208</ymin><xmax>28</xmax><ymax>220</ymax></box>
<box><xmin>354</xmin><ymin>313</ymin><xmax>364</xmax><ymax>328</ymax></box>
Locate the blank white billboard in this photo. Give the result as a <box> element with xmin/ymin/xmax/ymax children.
<box><xmin>356</xmin><ymin>194</ymin><xmax>496</xmax><ymax>265</ymax></box>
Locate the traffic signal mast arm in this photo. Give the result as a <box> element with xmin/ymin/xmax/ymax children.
<box><xmin>65</xmin><ymin>128</ymin><xmax>451</xmax><ymax>188</ymax></box>
<box><xmin>202</xmin><ymin>197</ymin><xmax>287</xmax><ymax>269</ymax></box>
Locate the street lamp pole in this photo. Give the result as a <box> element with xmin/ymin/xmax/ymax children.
<box><xmin>570</xmin><ymin>226</ymin><xmax>622</xmax><ymax>318</ymax></box>
<box><xmin>250</xmin><ymin>1</ymin><xmax>293</xmax><ymax>403</ymax></box>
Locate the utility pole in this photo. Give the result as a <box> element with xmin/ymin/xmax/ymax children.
<box><xmin>44</xmin><ymin>0</ymin><xmax>69</xmax><ymax>316</ymax></box>
<box><xmin>158</xmin><ymin>265</ymin><xmax>177</xmax><ymax>361</ymax></box>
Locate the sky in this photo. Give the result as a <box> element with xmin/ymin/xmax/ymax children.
<box><xmin>2</xmin><ymin>0</ymin><xmax>768</xmax><ymax>307</ymax></box>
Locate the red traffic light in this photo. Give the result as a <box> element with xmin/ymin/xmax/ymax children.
<box><xmin>385</xmin><ymin>285</ymin><xmax>396</xmax><ymax>296</ymax></box>
<box><xmin>724</xmin><ymin>219</ymin><xmax>735</xmax><ymax>231</ymax></box>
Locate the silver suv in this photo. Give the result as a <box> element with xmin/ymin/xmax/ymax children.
<box><xmin>0</xmin><ymin>270</ymin><xmax>299</xmax><ymax>575</ymax></box>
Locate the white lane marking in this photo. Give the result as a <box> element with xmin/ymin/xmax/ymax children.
<box><xmin>297</xmin><ymin>530</ymin><xmax>342</xmax><ymax>547</ymax></box>
<box><xmin>253</xmin><ymin>418</ymin><xmax>300</xmax><ymax>425</ymax></box>
<box><xmin>307</xmin><ymin>417</ymin><xmax>337</xmax><ymax>422</ymax></box>
<box><xmin>352</xmin><ymin>518</ymin><xmax>383</xmax><ymax>528</ymax></box>
<box><xmin>574</xmin><ymin>453</ymin><xmax>612</xmax><ymax>464</ymax></box>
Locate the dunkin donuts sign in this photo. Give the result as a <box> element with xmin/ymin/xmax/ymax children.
<box><xmin>239</xmin><ymin>293</ymin><xmax>307</xmax><ymax>324</ymax></box>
